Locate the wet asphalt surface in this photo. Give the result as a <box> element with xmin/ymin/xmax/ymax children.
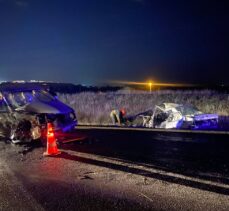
<box><xmin>0</xmin><ymin>129</ymin><xmax>229</xmax><ymax>211</ymax></box>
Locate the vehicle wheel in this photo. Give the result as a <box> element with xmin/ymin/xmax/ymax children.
<box><xmin>9</xmin><ymin>128</ymin><xmax>21</xmax><ymax>144</ymax></box>
<box><xmin>9</xmin><ymin>120</ymin><xmax>32</xmax><ymax>144</ymax></box>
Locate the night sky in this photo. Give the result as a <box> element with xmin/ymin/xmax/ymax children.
<box><xmin>0</xmin><ymin>0</ymin><xmax>228</xmax><ymax>85</ymax></box>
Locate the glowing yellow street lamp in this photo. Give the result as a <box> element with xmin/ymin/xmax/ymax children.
<box><xmin>148</xmin><ymin>82</ymin><xmax>153</xmax><ymax>92</ymax></box>
<box><xmin>109</xmin><ymin>80</ymin><xmax>196</xmax><ymax>90</ymax></box>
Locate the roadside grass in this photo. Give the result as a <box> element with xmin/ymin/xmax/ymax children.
<box><xmin>57</xmin><ymin>90</ymin><xmax>229</xmax><ymax>128</ymax></box>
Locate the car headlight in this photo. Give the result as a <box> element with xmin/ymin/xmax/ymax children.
<box><xmin>69</xmin><ymin>112</ymin><xmax>75</xmax><ymax>120</ymax></box>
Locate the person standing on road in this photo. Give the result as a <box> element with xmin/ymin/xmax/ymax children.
<box><xmin>110</xmin><ymin>109</ymin><xmax>126</xmax><ymax>126</ymax></box>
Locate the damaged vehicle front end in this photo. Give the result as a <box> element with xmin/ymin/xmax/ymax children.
<box><xmin>0</xmin><ymin>88</ymin><xmax>77</xmax><ymax>144</ymax></box>
<box><xmin>147</xmin><ymin>103</ymin><xmax>218</xmax><ymax>130</ymax></box>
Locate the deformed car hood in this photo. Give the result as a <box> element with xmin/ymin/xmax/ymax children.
<box><xmin>15</xmin><ymin>100</ymin><xmax>74</xmax><ymax>114</ymax></box>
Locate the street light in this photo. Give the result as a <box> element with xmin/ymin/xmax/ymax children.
<box><xmin>148</xmin><ymin>82</ymin><xmax>153</xmax><ymax>92</ymax></box>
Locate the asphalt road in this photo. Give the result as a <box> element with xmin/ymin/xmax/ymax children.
<box><xmin>0</xmin><ymin>129</ymin><xmax>229</xmax><ymax>211</ymax></box>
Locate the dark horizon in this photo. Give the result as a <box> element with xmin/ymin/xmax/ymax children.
<box><xmin>0</xmin><ymin>0</ymin><xmax>228</xmax><ymax>85</ymax></box>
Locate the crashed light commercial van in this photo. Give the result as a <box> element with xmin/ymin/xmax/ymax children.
<box><xmin>0</xmin><ymin>87</ymin><xmax>77</xmax><ymax>144</ymax></box>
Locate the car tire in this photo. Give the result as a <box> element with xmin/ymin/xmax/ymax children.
<box><xmin>9</xmin><ymin>120</ymin><xmax>32</xmax><ymax>144</ymax></box>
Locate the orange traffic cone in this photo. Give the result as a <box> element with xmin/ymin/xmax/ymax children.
<box><xmin>43</xmin><ymin>123</ymin><xmax>61</xmax><ymax>156</ymax></box>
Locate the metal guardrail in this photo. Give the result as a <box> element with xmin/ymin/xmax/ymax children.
<box><xmin>77</xmin><ymin>125</ymin><xmax>229</xmax><ymax>135</ymax></box>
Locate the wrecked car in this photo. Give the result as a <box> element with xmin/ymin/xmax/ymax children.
<box><xmin>0</xmin><ymin>87</ymin><xmax>77</xmax><ymax>144</ymax></box>
<box><xmin>145</xmin><ymin>103</ymin><xmax>218</xmax><ymax>129</ymax></box>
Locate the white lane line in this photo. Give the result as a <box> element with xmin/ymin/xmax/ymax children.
<box><xmin>64</xmin><ymin>150</ymin><xmax>229</xmax><ymax>190</ymax></box>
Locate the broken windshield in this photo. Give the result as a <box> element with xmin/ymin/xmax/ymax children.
<box><xmin>176</xmin><ymin>105</ymin><xmax>201</xmax><ymax>116</ymax></box>
<box><xmin>4</xmin><ymin>90</ymin><xmax>55</xmax><ymax>109</ymax></box>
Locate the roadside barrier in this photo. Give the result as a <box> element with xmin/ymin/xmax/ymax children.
<box><xmin>43</xmin><ymin>123</ymin><xmax>61</xmax><ymax>156</ymax></box>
